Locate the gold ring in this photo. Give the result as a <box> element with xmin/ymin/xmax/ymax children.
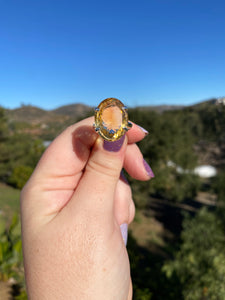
<box><xmin>94</xmin><ymin>97</ymin><xmax>132</xmax><ymax>141</ymax></box>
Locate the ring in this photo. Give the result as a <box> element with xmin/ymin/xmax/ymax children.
<box><xmin>94</xmin><ymin>97</ymin><xmax>132</xmax><ymax>141</ymax></box>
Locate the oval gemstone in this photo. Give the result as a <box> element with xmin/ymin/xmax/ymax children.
<box><xmin>95</xmin><ymin>98</ymin><xmax>129</xmax><ymax>141</ymax></box>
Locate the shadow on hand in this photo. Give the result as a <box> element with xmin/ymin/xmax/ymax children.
<box><xmin>72</xmin><ymin>125</ymin><xmax>97</xmax><ymax>162</ymax></box>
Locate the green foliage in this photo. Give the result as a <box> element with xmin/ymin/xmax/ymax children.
<box><xmin>8</xmin><ymin>165</ymin><xmax>33</xmax><ymax>189</ymax></box>
<box><xmin>0</xmin><ymin>107</ymin><xmax>44</xmax><ymax>184</ymax></box>
<box><xmin>163</xmin><ymin>208</ymin><xmax>225</xmax><ymax>300</ymax></box>
<box><xmin>128</xmin><ymin>231</ymin><xmax>182</xmax><ymax>300</ymax></box>
<box><xmin>212</xmin><ymin>171</ymin><xmax>225</xmax><ymax>225</ymax></box>
<box><xmin>212</xmin><ymin>171</ymin><xmax>225</xmax><ymax>203</ymax></box>
<box><xmin>197</xmin><ymin>103</ymin><xmax>225</xmax><ymax>143</ymax></box>
<box><xmin>0</xmin><ymin>214</ymin><xmax>23</xmax><ymax>281</ymax></box>
<box><xmin>0</xmin><ymin>183</ymin><xmax>21</xmax><ymax>217</ymax></box>
<box><xmin>0</xmin><ymin>214</ymin><xmax>27</xmax><ymax>298</ymax></box>
<box><xmin>15</xmin><ymin>290</ymin><xmax>28</xmax><ymax>300</ymax></box>
<box><xmin>134</xmin><ymin>288</ymin><xmax>152</xmax><ymax>300</ymax></box>
<box><xmin>0</xmin><ymin>102</ymin><xmax>224</xmax><ymax>299</ymax></box>
<box><xmin>129</xmin><ymin>109</ymin><xmax>198</xmax><ymax>170</ymax></box>
<box><xmin>129</xmin><ymin>107</ymin><xmax>201</xmax><ymax>204</ymax></box>
<box><xmin>0</xmin><ymin>107</ymin><xmax>9</xmax><ymax>141</ymax></box>
<box><xmin>148</xmin><ymin>166</ymin><xmax>200</xmax><ymax>202</ymax></box>
<box><xmin>0</xmin><ymin>134</ymin><xmax>43</xmax><ymax>184</ymax></box>
<box><xmin>131</xmin><ymin>164</ymin><xmax>201</xmax><ymax>208</ymax></box>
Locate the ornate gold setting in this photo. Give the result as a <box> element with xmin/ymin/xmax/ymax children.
<box><xmin>94</xmin><ymin>98</ymin><xmax>132</xmax><ymax>141</ymax></box>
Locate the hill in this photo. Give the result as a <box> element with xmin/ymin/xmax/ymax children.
<box><xmin>4</xmin><ymin>103</ymin><xmax>93</xmax><ymax>139</ymax></box>
<box><xmin>5</xmin><ymin>97</ymin><xmax>223</xmax><ymax>124</ymax></box>
<box><xmin>3</xmin><ymin>97</ymin><xmax>225</xmax><ymax>141</ymax></box>
<box><xmin>137</xmin><ymin>104</ymin><xmax>185</xmax><ymax>113</ymax></box>
<box><xmin>4</xmin><ymin>102</ymin><xmax>185</xmax><ymax>130</ymax></box>
<box><xmin>6</xmin><ymin>105</ymin><xmax>58</xmax><ymax>124</ymax></box>
<box><xmin>52</xmin><ymin>103</ymin><xmax>92</xmax><ymax>118</ymax></box>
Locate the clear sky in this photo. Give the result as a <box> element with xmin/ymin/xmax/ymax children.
<box><xmin>0</xmin><ymin>0</ymin><xmax>225</xmax><ymax>109</ymax></box>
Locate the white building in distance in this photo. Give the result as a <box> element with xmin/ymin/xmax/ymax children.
<box><xmin>167</xmin><ymin>161</ymin><xmax>217</xmax><ymax>178</ymax></box>
<box><xmin>194</xmin><ymin>165</ymin><xmax>217</xmax><ymax>178</ymax></box>
<box><xmin>216</xmin><ymin>97</ymin><xmax>225</xmax><ymax>105</ymax></box>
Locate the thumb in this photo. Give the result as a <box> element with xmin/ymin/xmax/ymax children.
<box><xmin>69</xmin><ymin>135</ymin><xmax>127</xmax><ymax>215</ymax></box>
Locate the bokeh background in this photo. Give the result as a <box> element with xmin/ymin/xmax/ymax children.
<box><xmin>0</xmin><ymin>0</ymin><xmax>225</xmax><ymax>299</ymax></box>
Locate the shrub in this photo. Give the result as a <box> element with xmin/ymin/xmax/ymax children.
<box><xmin>0</xmin><ymin>214</ymin><xmax>27</xmax><ymax>298</ymax></box>
<box><xmin>8</xmin><ymin>165</ymin><xmax>33</xmax><ymax>189</ymax></box>
<box><xmin>163</xmin><ymin>208</ymin><xmax>225</xmax><ymax>300</ymax></box>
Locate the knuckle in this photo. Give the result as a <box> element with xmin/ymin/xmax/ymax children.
<box><xmin>86</xmin><ymin>154</ymin><xmax>121</xmax><ymax>179</ymax></box>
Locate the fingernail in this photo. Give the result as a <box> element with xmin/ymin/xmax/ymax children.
<box><xmin>120</xmin><ymin>223</ymin><xmax>128</xmax><ymax>246</ymax></box>
<box><xmin>138</xmin><ymin>125</ymin><xmax>149</xmax><ymax>135</ymax></box>
<box><xmin>103</xmin><ymin>135</ymin><xmax>125</xmax><ymax>152</ymax></box>
<box><xmin>143</xmin><ymin>159</ymin><xmax>155</xmax><ymax>178</ymax></box>
<box><xmin>120</xmin><ymin>170</ymin><xmax>129</xmax><ymax>184</ymax></box>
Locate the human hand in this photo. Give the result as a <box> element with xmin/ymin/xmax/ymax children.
<box><xmin>21</xmin><ymin>117</ymin><xmax>153</xmax><ymax>300</ymax></box>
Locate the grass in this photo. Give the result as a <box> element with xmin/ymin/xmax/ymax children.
<box><xmin>0</xmin><ymin>182</ymin><xmax>20</xmax><ymax>222</ymax></box>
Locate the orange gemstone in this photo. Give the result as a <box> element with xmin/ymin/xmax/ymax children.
<box><xmin>94</xmin><ymin>98</ymin><xmax>131</xmax><ymax>141</ymax></box>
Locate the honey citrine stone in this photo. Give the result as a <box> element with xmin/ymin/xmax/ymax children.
<box><xmin>95</xmin><ymin>98</ymin><xmax>130</xmax><ymax>141</ymax></box>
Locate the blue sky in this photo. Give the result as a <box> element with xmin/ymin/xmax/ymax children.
<box><xmin>0</xmin><ymin>0</ymin><xmax>225</xmax><ymax>109</ymax></box>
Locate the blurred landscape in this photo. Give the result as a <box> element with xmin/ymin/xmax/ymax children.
<box><xmin>0</xmin><ymin>97</ymin><xmax>225</xmax><ymax>299</ymax></box>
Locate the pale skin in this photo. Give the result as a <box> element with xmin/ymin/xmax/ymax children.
<box><xmin>21</xmin><ymin>117</ymin><xmax>152</xmax><ymax>300</ymax></box>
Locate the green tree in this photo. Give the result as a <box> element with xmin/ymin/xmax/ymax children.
<box><xmin>212</xmin><ymin>171</ymin><xmax>225</xmax><ymax>225</ymax></box>
<box><xmin>129</xmin><ymin>107</ymin><xmax>201</xmax><ymax>204</ymax></box>
<box><xmin>0</xmin><ymin>214</ymin><xmax>23</xmax><ymax>281</ymax></box>
<box><xmin>0</xmin><ymin>214</ymin><xmax>27</xmax><ymax>298</ymax></box>
<box><xmin>163</xmin><ymin>208</ymin><xmax>225</xmax><ymax>300</ymax></box>
<box><xmin>8</xmin><ymin>165</ymin><xmax>33</xmax><ymax>189</ymax></box>
<box><xmin>0</xmin><ymin>107</ymin><xmax>8</xmax><ymax>141</ymax></box>
<box><xmin>0</xmin><ymin>132</ymin><xmax>44</xmax><ymax>185</ymax></box>
<box><xmin>212</xmin><ymin>171</ymin><xmax>225</xmax><ymax>203</ymax></box>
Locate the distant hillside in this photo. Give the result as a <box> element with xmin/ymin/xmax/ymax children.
<box><xmin>5</xmin><ymin>103</ymin><xmax>92</xmax><ymax>124</ymax></box>
<box><xmin>1</xmin><ymin>97</ymin><xmax>225</xmax><ymax>165</ymax></box>
<box><xmin>4</xmin><ymin>97</ymin><xmax>224</xmax><ymax>128</ymax></box>
<box><xmin>52</xmin><ymin>103</ymin><xmax>92</xmax><ymax>118</ymax></box>
<box><xmin>5</xmin><ymin>105</ymin><xmax>57</xmax><ymax>124</ymax></box>
<box><xmin>136</xmin><ymin>104</ymin><xmax>185</xmax><ymax>113</ymax></box>
<box><xmin>53</xmin><ymin>103</ymin><xmax>186</xmax><ymax>115</ymax></box>
<box><xmin>5</xmin><ymin>103</ymin><xmax>187</xmax><ymax>125</ymax></box>
<box><xmin>188</xmin><ymin>98</ymin><xmax>218</xmax><ymax>110</ymax></box>
<box><xmin>4</xmin><ymin>103</ymin><xmax>93</xmax><ymax>140</ymax></box>
<box><xmin>142</xmin><ymin>98</ymin><xmax>222</xmax><ymax>113</ymax></box>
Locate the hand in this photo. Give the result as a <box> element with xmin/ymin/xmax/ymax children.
<box><xmin>21</xmin><ymin>117</ymin><xmax>152</xmax><ymax>300</ymax></box>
